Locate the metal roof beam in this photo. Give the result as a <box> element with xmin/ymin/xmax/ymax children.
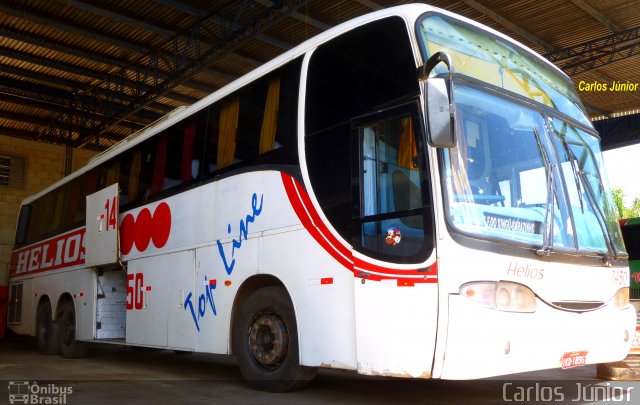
<box><xmin>154</xmin><ymin>0</ymin><xmax>208</xmax><ymax>17</ymax></box>
<box><xmin>568</xmin><ymin>49</ymin><xmax>640</xmax><ymax>76</ymax></box>
<box><xmin>0</xmin><ymin>91</ymin><xmax>149</xmax><ymax>129</ymax></box>
<box><xmin>25</xmin><ymin>1</ymin><xmax>263</xmax><ymax>147</ymax></box>
<box><xmin>0</xmin><ymin>77</ymin><xmax>163</xmax><ymax>122</ymax></box>
<box><xmin>0</xmin><ymin>125</ymin><xmax>114</xmax><ymax>148</ymax></box>
<box><xmin>0</xmin><ymin>24</ymin><xmax>221</xmax><ymax>96</ymax></box>
<box><xmin>0</xmin><ymin>49</ymin><xmax>197</xmax><ymax>108</ymax></box>
<box><xmin>0</xmin><ymin>47</ymin><xmax>202</xmax><ymax>106</ymax></box>
<box><xmin>60</xmin><ymin>0</ymin><xmax>176</xmax><ymax>38</ymax></box>
<box><xmin>156</xmin><ymin>0</ymin><xmax>292</xmax><ymax>51</ymax></box>
<box><xmin>0</xmin><ymin>24</ymin><xmax>127</xmax><ymax>69</ymax></box>
<box><xmin>545</xmin><ymin>24</ymin><xmax>640</xmax><ymax>64</ymax></box>
<box><xmin>570</xmin><ymin>0</ymin><xmax>620</xmax><ymax>33</ymax></box>
<box><xmin>0</xmin><ymin>126</ymin><xmax>43</xmax><ymax>142</ymax></box>
<box><xmin>254</xmin><ymin>1</ymin><xmax>331</xmax><ymax>30</ymax></box>
<box><xmin>1</xmin><ymin>2</ymin><xmax>233</xmax><ymax>92</ymax></box>
<box><xmin>0</xmin><ymin>46</ymin><xmax>110</xmax><ymax>83</ymax></box>
<box><xmin>75</xmin><ymin>0</ymin><xmax>309</xmax><ymax>147</ymax></box>
<box><xmin>0</xmin><ymin>3</ymin><xmax>147</xmax><ymax>54</ymax></box>
<box><xmin>0</xmin><ymin>92</ymin><xmax>76</xmax><ymax>115</ymax></box>
<box><xmin>354</xmin><ymin>0</ymin><xmax>383</xmax><ymax>11</ymax></box>
<box><xmin>0</xmin><ymin>26</ymin><xmax>225</xmax><ymax>94</ymax></box>
<box><xmin>0</xmin><ymin>109</ymin><xmax>125</xmax><ymax>140</ymax></box>
<box><xmin>290</xmin><ymin>10</ymin><xmax>331</xmax><ymax>31</ymax></box>
<box><xmin>461</xmin><ymin>0</ymin><xmax>554</xmax><ymax>52</ymax></box>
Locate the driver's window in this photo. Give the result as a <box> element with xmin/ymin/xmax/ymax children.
<box><xmin>353</xmin><ymin>109</ymin><xmax>433</xmax><ymax>263</ymax></box>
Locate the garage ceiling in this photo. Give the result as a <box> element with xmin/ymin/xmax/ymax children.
<box><xmin>1</xmin><ymin>0</ymin><xmax>640</xmax><ymax>150</ymax></box>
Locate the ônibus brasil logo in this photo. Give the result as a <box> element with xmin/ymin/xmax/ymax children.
<box><xmin>8</xmin><ymin>381</ymin><xmax>73</xmax><ymax>404</ymax></box>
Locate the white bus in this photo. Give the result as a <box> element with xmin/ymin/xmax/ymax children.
<box><xmin>5</xmin><ymin>3</ymin><xmax>636</xmax><ymax>392</ymax></box>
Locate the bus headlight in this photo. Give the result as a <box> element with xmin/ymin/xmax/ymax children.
<box><xmin>460</xmin><ymin>281</ymin><xmax>537</xmax><ymax>312</ymax></box>
<box><xmin>611</xmin><ymin>287</ymin><xmax>629</xmax><ymax>309</ymax></box>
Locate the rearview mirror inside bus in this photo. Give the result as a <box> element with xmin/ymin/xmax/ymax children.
<box><xmin>426</xmin><ymin>77</ymin><xmax>455</xmax><ymax>148</ymax></box>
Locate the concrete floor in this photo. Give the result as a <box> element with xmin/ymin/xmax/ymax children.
<box><xmin>0</xmin><ymin>335</ymin><xmax>634</xmax><ymax>405</ymax></box>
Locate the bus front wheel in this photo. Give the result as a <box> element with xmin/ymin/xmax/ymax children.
<box><xmin>36</xmin><ymin>301</ymin><xmax>60</xmax><ymax>355</ymax></box>
<box><xmin>233</xmin><ymin>286</ymin><xmax>316</xmax><ymax>392</ymax></box>
<box><xmin>58</xmin><ymin>301</ymin><xmax>88</xmax><ymax>358</ymax></box>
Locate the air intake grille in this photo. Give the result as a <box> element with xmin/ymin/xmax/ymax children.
<box><xmin>550</xmin><ymin>301</ymin><xmax>604</xmax><ymax>312</ymax></box>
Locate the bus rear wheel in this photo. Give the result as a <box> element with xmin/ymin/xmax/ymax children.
<box><xmin>36</xmin><ymin>301</ymin><xmax>60</xmax><ymax>355</ymax></box>
<box><xmin>233</xmin><ymin>286</ymin><xmax>316</xmax><ymax>392</ymax></box>
<box><xmin>58</xmin><ymin>301</ymin><xmax>88</xmax><ymax>358</ymax></box>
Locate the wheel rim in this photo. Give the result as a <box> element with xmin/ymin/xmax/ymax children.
<box><xmin>248</xmin><ymin>311</ymin><xmax>289</xmax><ymax>369</ymax></box>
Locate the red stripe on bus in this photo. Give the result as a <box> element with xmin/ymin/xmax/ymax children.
<box><xmin>281</xmin><ymin>172</ymin><xmax>437</xmax><ymax>283</ymax></box>
<box><xmin>282</xmin><ymin>173</ymin><xmax>354</xmax><ymax>271</ymax></box>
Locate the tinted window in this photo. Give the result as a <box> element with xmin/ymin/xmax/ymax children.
<box><xmin>305</xmin><ymin>17</ymin><xmax>423</xmax><ymax>256</ymax></box>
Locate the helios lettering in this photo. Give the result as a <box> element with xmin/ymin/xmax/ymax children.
<box><xmin>507</xmin><ymin>261</ymin><xmax>544</xmax><ymax>280</ymax></box>
<box><xmin>10</xmin><ymin>228</ymin><xmax>86</xmax><ymax>276</ymax></box>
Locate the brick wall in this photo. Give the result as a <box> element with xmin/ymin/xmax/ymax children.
<box><xmin>0</xmin><ymin>135</ymin><xmax>97</xmax><ymax>286</ymax></box>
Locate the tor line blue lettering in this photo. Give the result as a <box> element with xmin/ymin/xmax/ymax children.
<box><xmin>184</xmin><ymin>276</ymin><xmax>217</xmax><ymax>332</ymax></box>
<box><xmin>184</xmin><ymin>193</ymin><xmax>264</xmax><ymax>332</ymax></box>
<box><xmin>216</xmin><ymin>193</ymin><xmax>264</xmax><ymax>275</ymax></box>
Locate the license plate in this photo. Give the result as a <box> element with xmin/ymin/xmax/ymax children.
<box><xmin>561</xmin><ymin>351</ymin><xmax>588</xmax><ymax>369</ymax></box>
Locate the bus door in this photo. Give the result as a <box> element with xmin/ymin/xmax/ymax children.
<box><xmin>350</xmin><ymin>104</ymin><xmax>439</xmax><ymax>377</ymax></box>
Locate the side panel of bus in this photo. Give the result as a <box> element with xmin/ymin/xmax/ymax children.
<box><xmin>109</xmin><ymin>171</ymin><xmax>360</xmax><ymax>367</ymax></box>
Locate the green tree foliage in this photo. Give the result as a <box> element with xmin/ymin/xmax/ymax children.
<box><xmin>612</xmin><ymin>187</ymin><xmax>640</xmax><ymax>219</ymax></box>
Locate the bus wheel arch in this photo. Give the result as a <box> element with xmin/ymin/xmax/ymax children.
<box><xmin>231</xmin><ymin>277</ymin><xmax>316</xmax><ymax>392</ymax></box>
<box><xmin>56</xmin><ymin>295</ymin><xmax>88</xmax><ymax>358</ymax></box>
<box><xmin>35</xmin><ymin>296</ymin><xmax>60</xmax><ymax>355</ymax></box>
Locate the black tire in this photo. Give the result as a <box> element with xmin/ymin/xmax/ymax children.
<box><xmin>36</xmin><ymin>301</ymin><xmax>60</xmax><ymax>355</ymax></box>
<box><xmin>58</xmin><ymin>301</ymin><xmax>88</xmax><ymax>359</ymax></box>
<box><xmin>233</xmin><ymin>286</ymin><xmax>316</xmax><ymax>392</ymax></box>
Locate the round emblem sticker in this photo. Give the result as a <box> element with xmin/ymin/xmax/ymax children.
<box><xmin>385</xmin><ymin>227</ymin><xmax>401</xmax><ymax>246</ymax></box>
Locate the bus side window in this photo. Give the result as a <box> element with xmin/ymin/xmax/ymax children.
<box><xmin>203</xmin><ymin>59</ymin><xmax>301</xmax><ymax>178</ymax></box>
<box><xmin>15</xmin><ymin>205</ymin><xmax>30</xmax><ymax>245</ymax></box>
<box><xmin>206</xmin><ymin>112</ymin><xmax>220</xmax><ymax>175</ymax></box>
<box><xmin>63</xmin><ymin>178</ymin><xmax>83</xmax><ymax>227</ymax></box>
<box><xmin>355</xmin><ymin>112</ymin><xmax>430</xmax><ymax>262</ymax></box>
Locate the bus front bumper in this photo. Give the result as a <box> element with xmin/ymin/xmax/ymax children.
<box><xmin>440</xmin><ymin>294</ymin><xmax>637</xmax><ymax>379</ymax></box>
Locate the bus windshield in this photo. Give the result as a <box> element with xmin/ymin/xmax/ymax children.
<box><xmin>416</xmin><ymin>13</ymin><xmax>590</xmax><ymax>127</ymax></box>
<box><xmin>417</xmin><ymin>13</ymin><xmax>625</xmax><ymax>256</ymax></box>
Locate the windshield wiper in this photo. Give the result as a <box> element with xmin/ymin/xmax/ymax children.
<box><xmin>559</xmin><ymin>136</ymin><xmax>585</xmax><ymax>214</ymax></box>
<box><xmin>557</xmin><ymin>133</ymin><xmax>618</xmax><ymax>261</ymax></box>
<box><xmin>532</xmin><ymin>127</ymin><xmax>555</xmax><ymax>256</ymax></box>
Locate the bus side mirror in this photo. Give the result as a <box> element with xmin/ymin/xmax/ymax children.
<box><xmin>419</xmin><ymin>51</ymin><xmax>456</xmax><ymax>148</ymax></box>
<box><xmin>426</xmin><ymin>78</ymin><xmax>455</xmax><ymax>148</ymax></box>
